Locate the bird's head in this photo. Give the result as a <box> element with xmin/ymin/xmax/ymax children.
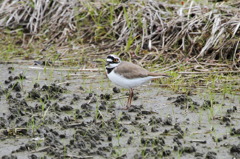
<box><xmin>106</xmin><ymin>54</ymin><xmax>121</xmax><ymax>68</ymax></box>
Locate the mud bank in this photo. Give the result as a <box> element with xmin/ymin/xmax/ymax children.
<box><xmin>0</xmin><ymin>64</ymin><xmax>239</xmax><ymax>159</ymax></box>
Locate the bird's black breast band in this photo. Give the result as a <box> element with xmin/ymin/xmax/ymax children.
<box><xmin>106</xmin><ymin>67</ymin><xmax>114</xmax><ymax>74</ymax></box>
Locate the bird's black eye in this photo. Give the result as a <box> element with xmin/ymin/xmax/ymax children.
<box><xmin>113</xmin><ymin>59</ymin><xmax>119</xmax><ymax>63</ymax></box>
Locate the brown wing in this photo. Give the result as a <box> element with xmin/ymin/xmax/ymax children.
<box><xmin>114</xmin><ymin>61</ymin><xmax>150</xmax><ymax>79</ymax></box>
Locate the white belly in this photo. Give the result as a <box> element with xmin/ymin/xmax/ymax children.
<box><xmin>107</xmin><ymin>71</ymin><xmax>153</xmax><ymax>89</ymax></box>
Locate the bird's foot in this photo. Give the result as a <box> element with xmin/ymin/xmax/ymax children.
<box><xmin>116</xmin><ymin>104</ymin><xmax>131</xmax><ymax>110</ymax></box>
<box><xmin>117</xmin><ymin>106</ymin><xmax>130</xmax><ymax>110</ymax></box>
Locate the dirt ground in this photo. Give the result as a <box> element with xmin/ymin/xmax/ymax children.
<box><xmin>0</xmin><ymin>64</ymin><xmax>239</xmax><ymax>159</ymax></box>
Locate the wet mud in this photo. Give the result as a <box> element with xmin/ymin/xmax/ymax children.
<box><xmin>0</xmin><ymin>64</ymin><xmax>239</xmax><ymax>159</ymax></box>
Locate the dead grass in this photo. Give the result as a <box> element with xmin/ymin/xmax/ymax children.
<box><xmin>0</xmin><ymin>0</ymin><xmax>239</xmax><ymax>67</ymax></box>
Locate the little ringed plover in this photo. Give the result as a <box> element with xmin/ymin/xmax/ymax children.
<box><xmin>106</xmin><ymin>54</ymin><xmax>170</xmax><ymax>109</ymax></box>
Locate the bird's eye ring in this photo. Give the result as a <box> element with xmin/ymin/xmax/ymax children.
<box><xmin>114</xmin><ymin>59</ymin><xmax>118</xmax><ymax>62</ymax></box>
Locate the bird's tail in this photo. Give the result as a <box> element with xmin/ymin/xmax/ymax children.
<box><xmin>148</xmin><ymin>72</ymin><xmax>171</xmax><ymax>78</ymax></box>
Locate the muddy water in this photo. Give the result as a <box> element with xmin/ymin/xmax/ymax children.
<box><xmin>0</xmin><ymin>64</ymin><xmax>239</xmax><ymax>159</ymax></box>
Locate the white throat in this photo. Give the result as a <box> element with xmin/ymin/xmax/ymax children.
<box><xmin>106</xmin><ymin>63</ymin><xmax>119</xmax><ymax>69</ymax></box>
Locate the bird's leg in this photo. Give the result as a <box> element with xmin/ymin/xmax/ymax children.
<box><xmin>129</xmin><ymin>88</ymin><xmax>134</xmax><ymax>106</ymax></box>
<box><xmin>125</xmin><ymin>90</ymin><xmax>131</xmax><ymax>109</ymax></box>
<box><xmin>126</xmin><ymin>88</ymin><xmax>133</xmax><ymax>109</ymax></box>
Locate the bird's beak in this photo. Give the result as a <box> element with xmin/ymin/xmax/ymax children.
<box><xmin>105</xmin><ymin>62</ymin><xmax>109</xmax><ymax>66</ymax></box>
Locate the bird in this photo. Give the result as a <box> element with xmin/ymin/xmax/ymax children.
<box><xmin>105</xmin><ymin>54</ymin><xmax>170</xmax><ymax>109</ymax></box>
